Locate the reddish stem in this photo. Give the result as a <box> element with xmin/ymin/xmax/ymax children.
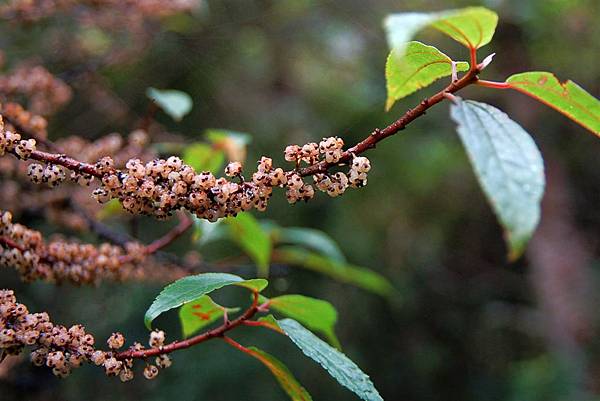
<box><xmin>221</xmin><ymin>336</ymin><xmax>251</xmax><ymax>353</ymax></box>
<box><xmin>28</xmin><ymin>149</ymin><xmax>101</xmax><ymax>177</ymax></box>
<box><xmin>469</xmin><ymin>46</ymin><xmax>478</xmax><ymax>69</ymax></box>
<box><xmin>115</xmin><ymin>291</ymin><xmax>260</xmax><ymax>360</ymax></box>
<box><xmin>144</xmin><ymin>212</ymin><xmax>193</xmax><ymax>255</ymax></box>
<box><xmin>475</xmin><ymin>79</ymin><xmax>511</xmax><ymax>89</ymax></box>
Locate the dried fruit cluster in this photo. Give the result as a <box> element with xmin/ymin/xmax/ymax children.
<box><xmin>0</xmin><ymin>209</ymin><xmax>167</xmax><ymax>284</ymax></box>
<box><xmin>0</xmin><ymin>102</ymin><xmax>49</xmax><ymax>142</ymax></box>
<box><xmin>0</xmin><ymin>0</ymin><xmax>199</xmax><ymax>23</ymax></box>
<box><xmin>0</xmin><ymin>290</ymin><xmax>172</xmax><ymax>380</ymax></box>
<box><xmin>285</xmin><ymin>137</ymin><xmax>372</xmax><ymax>201</ymax></box>
<box><xmin>0</xmin><ymin>125</ymin><xmax>155</xmax><ymax>233</ymax></box>
<box><xmin>0</xmin><ymin>65</ymin><xmax>72</xmax><ymax>115</ymax></box>
<box><xmin>2</xmin><ymin>120</ymin><xmax>372</xmax><ymax>222</ymax></box>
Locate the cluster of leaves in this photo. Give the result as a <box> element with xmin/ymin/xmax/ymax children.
<box><xmin>384</xmin><ymin>6</ymin><xmax>599</xmax><ymax>259</ymax></box>
<box><xmin>144</xmin><ymin>272</ymin><xmax>382</xmax><ymax>401</ymax></box>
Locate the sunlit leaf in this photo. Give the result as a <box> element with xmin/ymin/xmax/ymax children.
<box><xmin>386</xmin><ymin>41</ymin><xmax>469</xmax><ymax>110</ymax></box>
<box><xmin>146</xmin><ymin>87</ymin><xmax>193</xmax><ymax>121</ymax></box>
<box><xmin>272</xmin><ymin>226</ymin><xmax>346</xmax><ymax>263</ymax></box>
<box><xmin>266</xmin><ymin>295</ymin><xmax>340</xmax><ymax>348</ymax></box>
<box><xmin>245</xmin><ymin>347</ymin><xmax>313</xmax><ymax>401</ymax></box>
<box><xmin>507</xmin><ymin>72</ymin><xmax>600</xmax><ymax>135</ymax></box>
<box><xmin>450</xmin><ymin>98</ymin><xmax>545</xmax><ymax>260</ymax></box>
<box><xmin>226</xmin><ymin>213</ymin><xmax>272</xmax><ymax>277</ymax></box>
<box><xmin>144</xmin><ymin>273</ymin><xmax>267</xmax><ymax>329</ymax></box>
<box><xmin>182</xmin><ymin>143</ymin><xmax>225</xmax><ymax>174</ymax></box>
<box><xmin>384</xmin><ymin>7</ymin><xmax>498</xmax><ymax>54</ymax></box>
<box><xmin>278</xmin><ymin>319</ymin><xmax>383</xmax><ymax>401</ymax></box>
<box><xmin>274</xmin><ymin>247</ymin><xmax>394</xmax><ymax>297</ymax></box>
<box><xmin>179</xmin><ymin>295</ymin><xmax>239</xmax><ymax>338</ymax></box>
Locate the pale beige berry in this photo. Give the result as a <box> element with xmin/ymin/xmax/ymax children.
<box><xmin>149</xmin><ymin>329</ymin><xmax>165</xmax><ymax>347</ymax></box>
<box><xmin>46</xmin><ymin>350</ymin><xmax>66</xmax><ymax>368</ymax></box>
<box><xmin>225</xmin><ymin>161</ymin><xmax>243</xmax><ymax>177</ymax></box>
<box><xmin>103</xmin><ymin>357</ymin><xmax>123</xmax><ymax>376</ymax></box>
<box><xmin>156</xmin><ymin>354</ymin><xmax>172</xmax><ymax>369</ymax></box>
<box><xmin>30</xmin><ymin>348</ymin><xmax>48</xmax><ymax>366</ymax></box>
<box><xmin>143</xmin><ymin>364</ymin><xmax>159</xmax><ymax>380</ymax></box>
<box><xmin>351</xmin><ymin>156</ymin><xmax>371</xmax><ymax>173</ymax></box>
<box><xmin>107</xmin><ymin>332</ymin><xmax>125</xmax><ymax>349</ymax></box>
<box><xmin>284</xmin><ymin>145</ymin><xmax>301</xmax><ymax>162</ymax></box>
<box><xmin>90</xmin><ymin>350</ymin><xmax>106</xmax><ymax>366</ymax></box>
<box><xmin>120</xmin><ymin>368</ymin><xmax>134</xmax><ymax>382</ymax></box>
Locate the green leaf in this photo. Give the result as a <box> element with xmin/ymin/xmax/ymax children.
<box><xmin>267</xmin><ymin>295</ymin><xmax>340</xmax><ymax>348</ymax></box>
<box><xmin>236</xmin><ymin>278</ymin><xmax>269</xmax><ymax>292</ymax></box>
<box><xmin>182</xmin><ymin>143</ymin><xmax>225</xmax><ymax>174</ymax></box>
<box><xmin>179</xmin><ymin>295</ymin><xmax>239</xmax><ymax>338</ymax></box>
<box><xmin>386</xmin><ymin>41</ymin><xmax>469</xmax><ymax>110</ymax></box>
<box><xmin>144</xmin><ymin>273</ymin><xmax>266</xmax><ymax>329</ymax></box>
<box><xmin>256</xmin><ymin>314</ymin><xmax>285</xmax><ymax>334</ymax></box>
<box><xmin>206</xmin><ymin>129</ymin><xmax>252</xmax><ymax>163</ymax></box>
<box><xmin>384</xmin><ymin>7</ymin><xmax>498</xmax><ymax>54</ymax></box>
<box><xmin>275</xmin><ymin>247</ymin><xmax>394</xmax><ymax>297</ymax></box>
<box><xmin>272</xmin><ymin>226</ymin><xmax>346</xmax><ymax>263</ymax></box>
<box><xmin>146</xmin><ymin>87</ymin><xmax>193</xmax><ymax>121</ymax></box>
<box><xmin>278</xmin><ymin>319</ymin><xmax>383</xmax><ymax>401</ymax></box>
<box><xmin>245</xmin><ymin>347</ymin><xmax>313</xmax><ymax>401</ymax></box>
<box><xmin>506</xmin><ymin>72</ymin><xmax>600</xmax><ymax>135</ymax></box>
<box><xmin>226</xmin><ymin>213</ymin><xmax>272</xmax><ymax>277</ymax></box>
<box><xmin>450</xmin><ymin>98</ymin><xmax>545</xmax><ymax>260</ymax></box>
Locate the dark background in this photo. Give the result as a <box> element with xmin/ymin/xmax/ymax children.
<box><xmin>1</xmin><ymin>0</ymin><xmax>600</xmax><ymax>400</ymax></box>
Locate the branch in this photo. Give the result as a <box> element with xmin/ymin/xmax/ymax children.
<box><xmin>144</xmin><ymin>212</ymin><xmax>193</xmax><ymax>255</ymax></box>
<box><xmin>28</xmin><ymin>148</ymin><xmax>101</xmax><ymax>177</ymax></box>
<box><xmin>1</xmin><ymin>57</ymin><xmax>482</xmax><ymax>223</ymax></box>
<box><xmin>115</xmin><ymin>290</ymin><xmax>261</xmax><ymax>360</ymax></box>
<box><xmin>297</xmin><ymin>65</ymin><xmax>481</xmax><ymax>176</ymax></box>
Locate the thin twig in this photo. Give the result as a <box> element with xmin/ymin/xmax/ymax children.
<box><xmin>115</xmin><ymin>291</ymin><xmax>261</xmax><ymax>360</ymax></box>
<box><xmin>144</xmin><ymin>211</ymin><xmax>193</xmax><ymax>255</ymax></box>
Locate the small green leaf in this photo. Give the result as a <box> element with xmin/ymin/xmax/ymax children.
<box><xmin>256</xmin><ymin>314</ymin><xmax>285</xmax><ymax>334</ymax></box>
<box><xmin>506</xmin><ymin>72</ymin><xmax>600</xmax><ymax>135</ymax></box>
<box><xmin>450</xmin><ymin>98</ymin><xmax>545</xmax><ymax>260</ymax></box>
<box><xmin>272</xmin><ymin>226</ymin><xmax>346</xmax><ymax>263</ymax></box>
<box><xmin>386</xmin><ymin>41</ymin><xmax>469</xmax><ymax>110</ymax></box>
<box><xmin>267</xmin><ymin>295</ymin><xmax>340</xmax><ymax>348</ymax></box>
<box><xmin>179</xmin><ymin>295</ymin><xmax>239</xmax><ymax>338</ymax></box>
<box><xmin>384</xmin><ymin>7</ymin><xmax>498</xmax><ymax>54</ymax></box>
<box><xmin>236</xmin><ymin>278</ymin><xmax>269</xmax><ymax>292</ymax></box>
<box><xmin>144</xmin><ymin>273</ymin><xmax>266</xmax><ymax>329</ymax></box>
<box><xmin>278</xmin><ymin>319</ymin><xmax>383</xmax><ymax>401</ymax></box>
<box><xmin>182</xmin><ymin>143</ymin><xmax>225</xmax><ymax>174</ymax></box>
<box><xmin>226</xmin><ymin>213</ymin><xmax>272</xmax><ymax>277</ymax></box>
<box><xmin>245</xmin><ymin>347</ymin><xmax>313</xmax><ymax>401</ymax></box>
<box><xmin>275</xmin><ymin>247</ymin><xmax>394</xmax><ymax>297</ymax></box>
<box><xmin>146</xmin><ymin>87</ymin><xmax>193</xmax><ymax>121</ymax></box>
